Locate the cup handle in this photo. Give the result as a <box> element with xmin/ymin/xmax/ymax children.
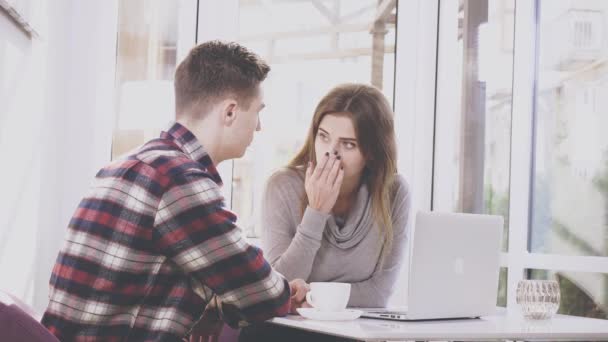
<box><xmin>306</xmin><ymin>291</ymin><xmax>315</xmax><ymax>308</ymax></box>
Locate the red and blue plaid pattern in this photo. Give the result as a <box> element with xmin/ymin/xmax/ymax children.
<box><xmin>42</xmin><ymin>122</ymin><xmax>290</xmax><ymax>341</ymax></box>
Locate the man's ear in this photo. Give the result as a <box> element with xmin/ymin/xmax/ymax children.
<box><xmin>221</xmin><ymin>100</ymin><xmax>238</xmax><ymax>127</ymax></box>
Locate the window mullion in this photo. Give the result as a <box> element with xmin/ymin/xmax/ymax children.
<box><xmin>506</xmin><ymin>0</ymin><xmax>538</xmax><ymax>308</ymax></box>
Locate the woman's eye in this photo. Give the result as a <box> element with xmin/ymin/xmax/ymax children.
<box><xmin>318</xmin><ymin>133</ymin><xmax>329</xmax><ymax>142</ymax></box>
<box><xmin>344</xmin><ymin>142</ymin><xmax>356</xmax><ymax>149</ymax></box>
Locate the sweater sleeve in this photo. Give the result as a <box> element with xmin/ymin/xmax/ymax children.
<box><xmin>260</xmin><ymin>170</ymin><xmax>330</xmax><ymax>281</ymax></box>
<box><xmin>154</xmin><ymin>173</ymin><xmax>291</xmax><ymax>327</ymax></box>
<box><xmin>348</xmin><ymin>175</ymin><xmax>411</xmax><ymax>307</ymax></box>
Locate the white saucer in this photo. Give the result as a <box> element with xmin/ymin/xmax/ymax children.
<box><xmin>296</xmin><ymin>308</ymin><xmax>363</xmax><ymax>321</ymax></box>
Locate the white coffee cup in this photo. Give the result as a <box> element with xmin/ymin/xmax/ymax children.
<box><xmin>305</xmin><ymin>282</ymin><xmax>351</xmax><ymax>311</ymax></box>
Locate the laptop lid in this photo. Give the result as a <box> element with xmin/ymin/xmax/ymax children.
<box><xmin>404</xmin><ymin>211</ymin><xmax>503</xmax><ymax>320</ymax></box>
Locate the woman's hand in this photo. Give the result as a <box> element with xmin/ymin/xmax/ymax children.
<box><xmin>305</xmin><ymin>152</ymin><xmax>345</xmax><ymax>214</ymax></box>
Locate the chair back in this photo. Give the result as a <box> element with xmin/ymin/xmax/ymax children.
<box><xmin>0</xmin><ymin>290</ymin><xmax>59</xmax><ymax>342</ymax></box>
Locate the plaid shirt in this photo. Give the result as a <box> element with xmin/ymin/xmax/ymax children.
<box><xmin>42</xmin><ymin>122</ymin><xmax>290</xmax><ymax>341</ymax></box>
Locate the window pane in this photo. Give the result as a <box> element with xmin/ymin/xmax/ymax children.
<box><xmin>434</xmin><ymin>0</ymin><xmax>515</xmax><ymax>252</ymax></box>
<box><xmin>497</xmin><ymin>267</ymin><xmax>508</xmax><ymax>307</ymax></box>
<box><xmin>112</xmin><ymin>0</ymin><xmax>192</xmax><ymax>159</ymax></box>
<box><xmin>234</xmin><ymin>0</ymin><xmax>397</xmax><ymax>236</ymax></box>
<box><xmin>528</xmin><ymin>269</ymin><xmax>608</xmax><ymax>319</ymax></box>
<box><xmin>529</xmin><ymin>0</ymin><xmax>608</xmax><ymax>256</ymax></box>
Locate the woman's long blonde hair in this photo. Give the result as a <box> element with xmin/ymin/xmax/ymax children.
<box><xmin>288</xmin><ymin>83</ymin><xmax>398</xmax><ymax>258</ymax></box>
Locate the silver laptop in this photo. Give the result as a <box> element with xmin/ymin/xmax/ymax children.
<box><xmin>362</xmin><ymin>211</ymin><xmax>503</xmax><ymax>321</ymax></box>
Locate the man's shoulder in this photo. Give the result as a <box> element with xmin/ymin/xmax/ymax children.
<box><xmin>131</xmin><ymin>138</ymin><xmax>212</xmax><ymax>179</ymax></box>
<box><xmin>138</xmin><ymin>138</ymin><xmax>194</xmax><ymax>166</ymax></box>
<box><xmin>96</xmin><ymin>139</ymin><xmax>214</xmax><ymax>192</ymax></box>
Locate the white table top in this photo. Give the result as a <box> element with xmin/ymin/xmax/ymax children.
<box><xmin>269</xmin><ymin>310</ymin><xmax>608</xmax><ymax>341</ymax></box>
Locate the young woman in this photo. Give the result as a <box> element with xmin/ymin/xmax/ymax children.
<box><xmin>261</xmin><ymin>83</ymin><xmax>411</xmax><ymax>308</ymax></box>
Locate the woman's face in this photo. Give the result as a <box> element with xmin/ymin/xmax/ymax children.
<box><xmin>314</xmin><ymin>113</ymin><xmax>366</xmax><ymax>184</ymax></box>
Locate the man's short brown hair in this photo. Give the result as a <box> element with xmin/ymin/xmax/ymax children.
<box><xmin>174</xmin><ymin>41</ymin><xmax>270</xmax><ymax>117</ymax></box>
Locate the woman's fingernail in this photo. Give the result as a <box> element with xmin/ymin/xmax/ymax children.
<box><xmin>325</xmin><ymin>152</ymin><xmax>329</xmax><ymax>156</ymax></box>
<box><xmin>333</xmin><ymin>150</ymin><xmax>338</xmax><ymax>155</ymax></box>
<box><xmin>337</xmin><ymin>156</ymin><xmax>341</xmax><ymax>160</ymax></box>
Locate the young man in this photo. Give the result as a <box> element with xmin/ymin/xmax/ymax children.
<box><xmin>42</xmin><ymin>41</ymin><xmax>308</xmax><ymax>341</ymax></box>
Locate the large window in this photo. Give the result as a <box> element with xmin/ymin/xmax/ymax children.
<box><xmin>233</xmin><ymin>0</ymin><xmax>398</xmax><ymax>237</ymax></box>
<box><xmin>433</xmin><ymin>0</ymin><xmax>608</xmax><ymax>318</ymax></box>
<box><xmin>526</xmin><ymin>0</ymin><xmax>608</xmax><ymax>318</ymax></box>
<box><xmin>530</xmin><ymin>0</ymin><xmax>608</xmax><ymax>258</ymax></box>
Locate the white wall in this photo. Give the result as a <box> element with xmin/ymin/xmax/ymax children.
<box><xmin>0</xmin><ymin>0</ymin><xmax>118</xmax><ymax>312</ymax></box>
<box><xmin>0</xmin><ymin>2</ymin><xmax>48</xmax><ymax>308</ymax></box>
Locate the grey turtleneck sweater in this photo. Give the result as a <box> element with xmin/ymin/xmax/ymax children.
<box><xmin>260</xmin><ymin>168</ymin><xmax>411</xmax><ymax>308</ymax></box>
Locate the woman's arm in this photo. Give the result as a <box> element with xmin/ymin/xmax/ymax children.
<box><xmin>348</xmin><ymin>176</ymin><xmax>411</xmax><ymax>307</ymax></box>
<box><xmin>261</xmin><ymin>171</ymin><xmax>331</xmax><ymax>281</ymax></box>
